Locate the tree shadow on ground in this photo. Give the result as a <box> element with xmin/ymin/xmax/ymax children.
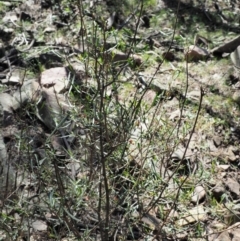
<box><xmin>160</xmin><ymin>0</ymin><xmax>240</xmax><ymax>36</ymax></box>
<box><xmin>157</xmin><ymin>0</ymin><xmax>240</xmax><ymax>140</ymax></box>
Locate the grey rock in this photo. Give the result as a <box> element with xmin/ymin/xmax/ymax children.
<box><xmin>207</xmin><ymin>221</ymin><xmax>227</xmax><ymax>241</ymax></box>
<box><xmin>0</xmin><ymin>2</ymin><xmax>12</xmax><ymax>6</ymax></box>
<box><xmin>211</xmin><ymin>35</ymin><xmax>240</xmax><ymax>55</ymax></box>
<box><xmin>224</xmin><ymin>178</ymin><xmax>240</xmax><ymax>197</ymax></box>
<box><xmin>189</xmin><ymin>239</ymin><xmax>206</xmax><ymax>241</ymax></box>
<box><xmin>191</xmin><ymin>185</ymin><xmax>206</xmax><ymax>204</ymax></box>
<box><xmin>50</xmin><ymin>135</ymin><xmax>64</xmax><ymax>152</ymax></box>
<box><xmin>142</xmin><ymin>90</ymin><xmax>157</xmax><ymax>106</ymax></box>
<box><xmin>226</xmin><ymin>146</ymin><xmax>238</xmax><ymax>162</ymax></box>
<box><xmin>231</xmin><ymin>45</ymin><xmax>240</xmax><ymax>69</ymax></box>
<box><xmin>215</xmin><ymin>231</ymin><xmax>231</xmax><ymax>241</ymax></box>
<box><xmin>32</xmin><ymin>220</ymin><xmax>47</xmax><ymax>231</ymax></box>
<box><xmin>217</xmin><ymin>165</ymin><xmax>230</xmax><ymax>171</ymax></box>
<box><xmin>0</xmin><ymin>26</ymin><xmax>14</xmax><ymax>34</ymax></box>
<box><xmin>35</xmin><ymin>89</ymin><xmax>70</xmax><ymax>130</ymax></box>
<box><xmin>212</xmin><ymin>185</ymin><xmax>226</xmax><ymax>201</ymax></box>
<box><xmin>171</xmin><ymin>147</ymin><xmax>192</xmax><ymax>161</ymax></box>
<box><xmin>0</xmin><ymin>93</ymin><xmax>18</xmax><ymax>126</ymax></box>
<box><xmin>214</xmin><ymin>222</ymin><xmax>240</xmax><ymax>241</ymax></box>
<box><xmin>107</xmin><ymin>49</ymin><xmax>142</xmax><ymax>66</ymax></box>
<box><xmin>13</xmin><ymin>79</ymin><xmax>41</xmax><ymax>108</ymax></box>
<box><xmin>231</xmin><ymin>228</ymin><xmax>240</xmax><ymax>240</ymax></box>
<box><xmin>176</xmin><ymin>205</ymin><xmax>207</xmax><ymax>226</ymax></box>
<box><xmin>40</xmin><ymin>67</ymin><xmax>69</xmax><ymax>93</ymax></box>
<box><xmin>213</xmin><ymin>135</ymin><xmax>222</xmax><ymax>147</ymax></box>
<box><xmin>0</xmin><ymin>93</ymin><xmax>16</xmax><ymax>112</ymax></box>
<box><xmin>2</xmin><ymin>68</ymin><xmax>25</xmax><ymax>84</ymax></box>
<box><xmin>0</xmin><ymin>134</ymin><xmax>15</xmax><ymax>199</ymax></box>
<box><xmin>2</xmin><ymin>11</ymin><xmax>18</xmax><ymax>23</ymax></box>
<box><xmin>232</xmin><ymin>90</ymin><xmax>240</xmax><ymax>104</ymax></box>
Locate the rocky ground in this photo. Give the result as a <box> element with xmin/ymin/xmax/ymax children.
<box><xmin>1</xmin><ymin>0</ymin><xmax>240</xmax><ymax>240</ymax></box>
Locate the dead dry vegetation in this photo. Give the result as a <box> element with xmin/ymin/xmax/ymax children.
<box><xmin>1</xmin><ymin>0</ymin><xmax>240</xmax><ymax>240</ymax></box>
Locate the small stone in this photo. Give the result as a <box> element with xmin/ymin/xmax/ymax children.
<box><xmin>150</xmin><ymin>38</ymin><xmax>161</xmax><ymax>48</ymax></box>
<box><xmin>224</xmin><ymin>178</ymin><xmax>240</xmax><ymax>197</ymax></box>
<box><xmin>1</xmin><ymin>27</ymin><xmax>14</xmax><ymax>33</ymax></box>
<box><xmin>226</xmin><ymin>146</ymin><xmax>238</xmax><ymax>162</ymax></box>
<box><xmin>30</xmin><ymin>235</ymin><xmax>41</xmax><ymax>241</ymax></box>
<box><xmin>231</xmin><ymin>45</ymin><xmax>240</xmax><ymax>68</ymax></box>
<box><xmin>209</xmin><ymin>221</ymin><xmax>226</xmax><ymax>230</ymax></box>
<box><xmin>0</xmin><ymin>2</ymin><xmax>12</xmax><ymax>6</ymax></box>
<box><xmin>185</xmin><ymin>45</ymin><xmax>209</xmax><ymax>62</ymax></box>
<box><xmin>35</xmin><ymin>89</ymin><xmax>70</xmax><ymax>130</ymax></box>
<box><xmin>171</xmin><ymin>147</ymin><xmax>192</xmax><ymax>161</ymax></box>
<box><xmin>162</xmin><ymin>51</ymin><xmax>175</xmax><ymax>61</ymax></box>
<box><xmin>191</xmin><ymin>186</ymin><xmax>206</xmax><ymax>204</ymax></box>
<box><xmin>13</xmin><ymin>79</ymin><xmax>41</xmax><ymax>107</ymax></box>
<box><xmin>108</xmin><ymin>49</ymin><xmax>142</xmax><ymax>66</ymax></box>
<box><xmin>50</xmin><ymin>135</ymin><xmax>64</xmax><ymax>152</ymax></box>
<box><xmin>2</xmin><ymin>12</ymin><xmax>18</xmax><ymax>23</ymax></box>
<box><xmin>14</xmin><ymin>213</ymin><xmax>21</xmax><ymax>223</ymax></box>
<box><xmin>142</xmin><ymin>90</ymin><xmax>157</xmax><ymax>106</ymax></box>
<box><xmin>0</xmin><ymin>93</ymin><xmax>15</xmax><ymax>112</ymax></box>
<box><xmin>212</xmin><ymin>185</ymin><xmax>225</xmax><ymax>201</ymax></box>
<box><xmin>228</xmin><ymin>222</ymin><xmax>240</xmax><ymax>240</ymax></box>
<box><xmin>3</xmin><ymin>68</ymin><xmax>26</xmax><ymax>84</ymax></box>
<box><xmin>186</xmin><ymin>90</ymin><xmax>202</xmax><ymax>101</ymax></box>
<box><xmin>176</xmin><ymin>205</ymin><xmax>207</xmax><ymax>226</ymax></box>
<box><xmin>221</xmin><ymin>172</ymin><xmax>227</xmax><ymax>178</ymax></box>
<box><xmin>232</xmin><ymin>90</ymin><xmax>240</xmax><ymax>104</ymax></box>
<box><xmin>43</xmin><ymin>26</ymin><xmax>56</xmax><ymax>33</ymax></box>
<box><xmin>0</xmin><ymin>93</ymin><xmax>18</xmax><ymax>126</ymax></box>
<box><xmin>215</xmin><ymin>231</ymin><xmax>231</xmax><ymax>241</ymax></box>
<box><xmin>217</xmin><ymin>165</ymin><xmax>230</xmax><ymax>171</ymax></box>
<box><xmin>40</xmin><ymin>67</ymin><xmax>69</xmax><ymax>93</ymax></box>
<box><xmin>214</xmin><ymin>222</ymin><xmax>240</xmax><ymax>241</ymax></box>
<box><xmin>175</xmin><ymin>232</ymin><xmax>188</xmax><ymax>240</ymax></box>
<box><xmin>213</xmin><ymin>136</ymin><xmax>222</xmax><ymax>147</ymax></box>
<box><xmin>167</xmin><ymin>209</ymin><xmax>179</xmax><ymax>220</ymax></box>
<box><xmin>32</xmin><ymin>220</ymin><xmax>47</xmax><ymax>231</ymax></box>
<box><xmin>189</xmin><ymin>239</ymin><xmax>206</xmax><ymax>241</ymax></box>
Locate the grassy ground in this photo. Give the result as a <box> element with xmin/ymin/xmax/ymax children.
<box><xmin>0</xmin><ymin>0</ymin><xmax>240</xmax><ymax>240</ymax></box>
